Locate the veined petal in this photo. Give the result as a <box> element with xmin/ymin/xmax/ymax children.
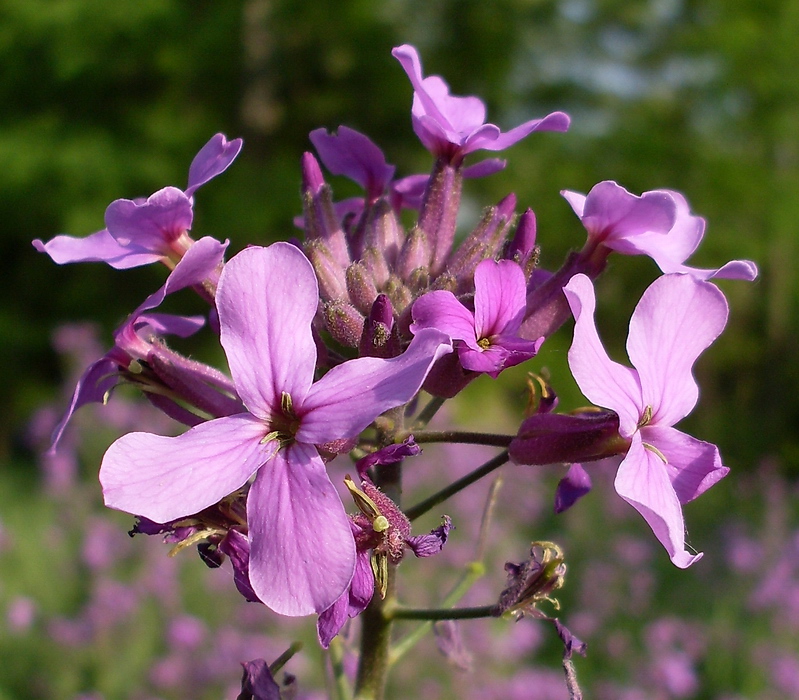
<box><xmin>105</xmin><ymin>187</ymin><xmax>193</xmax><ymax>250</ymax></box>
<box><xmin>563</xmin><ymin>274</ymin><xmax>642</xmax><ymax>436</ymax></box>
<box><xmin>217</xmin><ymin>244</ymin><xmax>318</xmax><ymax>419</ymax></box>
<box><xmin>32</xmin><ymin>229</ymin><xmax>162</xmax><ymax>269</ymax></box>
<box><xmin>614</xmin><ymin>434</ymin><xmax>702</xmax><ymax>568</ymax></box>
<box><xmin>309</xmin><ymin>126</ymin><xmax>395</xmax><ymax>199</ymax></box>
<box><xmin>642</xmin><ymin>425</ymin><xmax>729</xmax><ymax>503</ymax></box>
<box><xmin>100</xmin><ymin>414</ymin><xmax>271</xmax><ymax>523</ymax></box>
<box><xmin>247</xmin><ymin>443</ymin><xmax>356</xmax><ymax>616</ymax></box>
<box><xmin>473</xmin><ymin>259</ymin><xmax>527</xmax><ymax>337</ymax></box>
<box><xmin>627</xmin><ymin>274</ymin><xmax>728</xmax><ymax>427</ymax></box>
<box><xmin>458</xmin><ymin>335</ymin><xmax>542</xmax><ymax>377</ymax></box>
<box><xmin>185</xmin><ymin>133</ymin><xmax>243</xmax><ymax>198</ymax></box>
<box><xmin>570</xmin><ymin>181</ymin><xmax>675</xmax><ymax>243</ymax></box>
<box><xmin>298</xmin><ymin>329</ymin><xmax>451</xmax><ymax>444</ymax></box>
<box><xmin>410</xmin><ymin>291</ymin><xmax>477</xmax><ymax>347</ymax></box>
<box><xmin>463</xmin><ymin>111</ymin><xmax>570</xmax><ymax>154</ymax></box>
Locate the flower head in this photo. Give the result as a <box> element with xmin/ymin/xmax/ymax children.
<box><xmin>563</xmin><ymin>181</ymin><xmax>758</xmax><ymax>281</ymax></box>
<box><xmin>411</xmin><ymin>258</ymin><xmax>543</xmax><ymax>378</ymax></box>
<box><xmin>392</xmin><ymin>45</ymin><xmax>569</xmax><ymax>165</ymax></box>
<box><xmin>33</xmin><ymin>134</ymin><xmax>241</xmax><ymax>270</ymax></box>
<box><xmin>99</xmin><ymin>243</ymin><xmax>451</xmax><ymax>616</ymax></box>
<box><xmin>563</xmin><ymin>272</ymin><xmax>731</xmax><ymax>566</ymax></box>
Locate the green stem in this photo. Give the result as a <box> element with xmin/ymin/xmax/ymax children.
<box><xmin>412</xmin><ymin>430</ymin><xmax>513</xmax><ymax>447</ymax></box>
<box><xmin>269</xmin><ymin>641</ymin><xmax>303</xmax><ymax>675</ymax></box>
<box><xmin>412</xmin><ymin>395</ymin><xmax>447</xmax><ymax>430</ymax></box>
<box><xmin>405</xmin><ymin>450</ymin><xmax>509</xmax><ymax>521</ymax></box>
<box><xmin>387</xmin><ymin>604</ymin><xmax>499</xmax><ymax>620</ymax></box>
<box><xmin>328</xmin><ymin>638</ymin><xmax>353</xmax><ymax>700</ymax></box>
<box><xmin>353</xmin><ymin>407</ymin><xmax>404</xmax><ymax>700</ymax></box>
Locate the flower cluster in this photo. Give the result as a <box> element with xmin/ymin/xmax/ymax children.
<box><xmin>34</xmin><ymin>43</ymin><xmax>756</xmax><ymax>696</ymax></box>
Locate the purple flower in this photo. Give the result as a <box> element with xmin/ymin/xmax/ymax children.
<box><xmin>47</xmin><ymin>237</ymin><xmax>229</xmax><ymax>451</ymax></box>
<box><xmin>33</xmin><ymin>134</ymin><xmax>241</xmax><ymax>270</ymax></box>
<box><xmin>99</xmin><ymin>243</ymin><xmax>451</xmax><ymax>616</ymax></box>
<box><xmin>309</xmin><ymin>126</ymin><xmax>396</xmax><ymax>203</ymax></box>
<box><xmin>392</xmin><ymin>44</ymin><xmax>570</xmax><ymax>165</ymax></box>
<box><xmin>563</xmin><ymin>181</ymin><xmax>758</xmax><ymax>281</ymax></box>
<box><xmin>410</xmin><ymin>259</ymin><xmax>543</xmax><ymax>378</ymax></box>
<box><xmin>563</xmin><ymin>273</ymin><xmax>731</xmax><ymax>567</ymax></box>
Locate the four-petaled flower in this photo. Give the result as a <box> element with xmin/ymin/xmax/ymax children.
<box><xmin>33</xmin><ymin>134</ymin><xmax>241</xmax><ymax>270</ymax></box>
<box><xmin>563</xmin><ymin>272</ymin><xmax>730</xmax><ymax>567</ymax></box>
<box><xmin>392</xmin><ymin>44</ymin><xmax>570</xmax><ymax>166</ymax></box>
<box><xmin>99</xmin><ymin>242</ymin><xmax>451</xmax><ymax>616</ymax></box>
<box><xmin>411</xmin><ymin>258</ymin><xmax>543</xmax><ymax>377</ymax></box>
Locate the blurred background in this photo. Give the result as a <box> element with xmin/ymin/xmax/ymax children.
<box><xmin>1</xmin><ymin>0</ymin><xmax>797</xmax><ymax>698</ymax></box>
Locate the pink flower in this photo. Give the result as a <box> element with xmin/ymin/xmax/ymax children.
<box><xmin>563</xmin><ymin>272</ymin><xmax>730</xmax><ymax>566</ymax></box>
<box><xmin>100</xmin><ymin>243</ymin><xmax>451</xmax><ymax>616</ymax></box>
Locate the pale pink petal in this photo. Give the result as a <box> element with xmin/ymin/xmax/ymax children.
<box><xmin>105</xmin><ymin>187</ymin><xmax>193</xmax><ymax>250</ymax></box>
<box><xmin>410</xmin><ymin>290</ymin><xmax>477</xmax><ymax>348</ymax></box>
<box><xmin>627</xmin><ymin>274</ymin><xmax>728</xmax><ymax>427</ymax></box>
<box><xmin>298</xmin><ymin>329</ymin><xmax>451</xmax><ymax>444</ymax></box>
<box><xmin>614</xmin><ymin>435</ymin><xmax>702</xmax><ymax>568</ymax></box>
<box><xmin>473</xmin><ymin>259</ymin><xmax>527</xmax><ymax>337</ymax></box>
<box><xmin>392</xmin><ymin>46</ymin><xmax>453</xmax><ymax>127</ymax></box>
<box><xmin>563</xmin><ymin>274</ymin><xmax>642</xmax><ymax>436</ymax></box>
<box><xmin>217</xmin><ymin>244</ymin><xmax>318</xmax><ymax>419</ymax></box>
<box><xmin>463</xmin><ymin>111</ymin><xmax>570</xmax><ymax>154</ymax></box>
<box><xmin>642</xmin><ymin>425</ymin><xmax>729</xmax><ymax>503</ymax></box>
<box><xmin>186</xmin><ymin>133</ymin><xmax>243</xmax><ymax>198</ymax></box>
<box><xmin>100</xmin><ymin>414</ymin><xmax>271</xmax><ymax>523</ymax></box>
<box><xmin>32</xmin><ymin>230</ymin><xmax>162</xmax><ymax>269</ymax></box>
<box><xmin>247</xmin><ymin>443</ymin><xmax>355</xmax><ymax>616</ymax></box>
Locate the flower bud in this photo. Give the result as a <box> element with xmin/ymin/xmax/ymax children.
<box><xmin>305</xmin><ymin>239</ymin><xmax>348</xmax><ymax>301</ymax></box>
<box><xmin>397</xmin><ymin>226</ymin><xmax>431</xmax><ymax>282</ymax></box>
<box><xmin>416</xmin><ymin>158</ymin><xmax>463</xmax><ymax>276</ymax></box>
<box><xmin>508</xmin><ymin>410</ymin><xmax>625</xmax><ymax>466</ymax></box>
<box><xmin>323</xmin><ymin>300</ymin><xmax>364</xmax><ymax>348</ymax></box>
<box><xmin>301</xmin><ymin>152</ymin><xmax>350</xmax><ymax>267</ymax></box>
<box><xmin>445</xmin><ymin>193</ymin><xmax>517</xmax><ymax>294</ymax></box>
<box><xmin>505</xmin><ymin>208</ymin><xmax>539</xmax><ymax>277</ymax></box>
<box><xmin>346</xmin><ymin>262</ymin><xmax>379</xmax><ymax>315</ymax></box>
<box><xmin>359</xmin><ymin>294</ymin><xmax>401</xmax><ymax>358</ymax></box>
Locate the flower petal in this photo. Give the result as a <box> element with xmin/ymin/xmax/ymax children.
<box><xmin>410</xmin><ymin>290</ymin><xmax>477</xmax><ymax>347</ymax></box>
<box><xmin>105</xmin><ymin>187</ymin><xmax>193</xmax><ymax>251</ymax></box>
<box><xmin>462</xmin><ymin>111</ymin><xmax>570</xmax><ymax>154</ymax></box>
<box><xmin>186</xmin><ymin>133</ymin><xmax>243</xmax><ymax>198</ymax></box>
<box><xmin>297</xmin><ymin>329</ymin><xmax>451</xmax><ymax>444</ymax></box>
<box><xmin>642</xmin><ymin>425</ymin><xmax>729</xmax><ymax>503</ymax></box>
<box><xmin>217</xmin><ymin>243</ymin><xmax>318</xmax><ymax>419</ymax></box>
<box><xmin>100</xmin><ymin>414</ymin><xmax>270</xmax><ymax>523</ymax></box>
<box><xmin>563</xmin><ymin>274</ymin><xmax>642</xmax><ymax>436</ymax></box>
<box><xmin>473</xmin><ymin>259</ymin><xmax>528</xmax><ymax>337</ymax></box>
<box><xmin>627</xmin><ymin>274</ymin><xmax>728</xmax><ymax>427</ymax></box>
<box><xmin>33</xmin><ymin>229</ymin><xmax>162</xmax><ymax>269</ymax></box>
<box><xmin>310</xmin><ymin>126</ymin><xmax>395</xmax><ymax>200</ymax></box>
<box><xmin>614</xmin><ymin>435</ymin><xmax>702</xmax><ymax>568</ymax></box>
<box><xmin>247</xmin><ymin>443</ymin><xmax>356</xmax><ymax>616</ymax></box>
<box><xmin>554</xmin><ymin>463</ymin><xmax>593</xmax><ymax>514</ymax></box>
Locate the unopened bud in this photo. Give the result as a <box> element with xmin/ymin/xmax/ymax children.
<box><xmin>346</xmin><ymin>262</ymin><xmax>379</xmax><ymax>315</ymax></box>
<box><xmin>505</xmin><ymin>208</ymin><xmax>538</xmax><ymax>277</ymax></box>
<box><xmin>397</xmin><ymin>227</ymin><xmax>431</xmax><ymax>282</ymax></box>
<box><xmin>445</xmin><ymin>193</ymin><xmax>517</xmax><ymax>294</ymax></box>
<box><xmin>417</xmin><ymin>158</ymin><xmax>463</xmax><ymax>276</ymax></box>
<box><xmin>363</xmin><ymin>198</ymin><xmax>404</xmax><ymax>268</ymax></box>
<box><xmin>323</xmin><ymin>300</ymin><xmax>364</xmax><ymax>347</ymax></box>
<box><xmin>305</xmin><ymin>240</ymin><xmax>348</xmax><ymax>301</ymax></box>
<box><xmin>359</xmin><ymin>294</ymin><xmax>400</xmax><ymax>358</ymax></box>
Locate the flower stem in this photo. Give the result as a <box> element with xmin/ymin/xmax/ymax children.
<box><xmin>353</xmin><ymin>408</ymin><xmax>405</xmax><ymax>700</ymax></box>
<box><xmin>387</xmin><ymin>604</ymin><xmax>499</xmax><ymax>620</ymax></box>
<box><xmin>405</xmin><ymin>450</ymin><xmax>509</xmax><ymax>521</ymax></box>
<box><xmin>412</xmin><ymin>430</ymin><xmax>513</xmax><ymax>447</ymax></box>
<box><xmin>412</xmin><ymin>395</ymin><xmax>447</xmax><ymax>430</ymax></box>
<box><xmin>328</xmin><ymin>638</ymin><xmax>353</xmax><ymax>700</ymax></box>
